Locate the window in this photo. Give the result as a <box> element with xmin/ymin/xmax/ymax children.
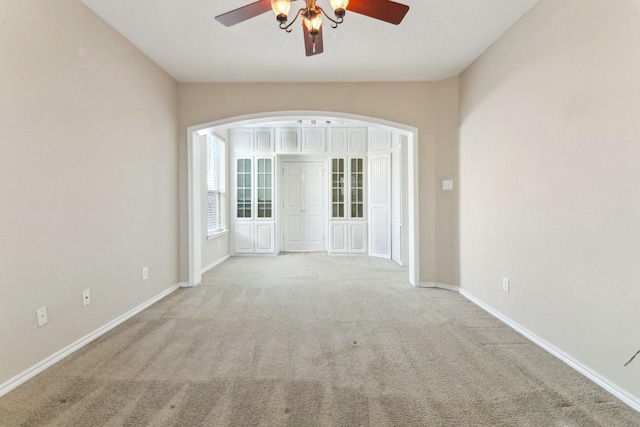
<box><xmin>207</xmin><ymin>133</ymin><xmax>226</xmax><ymax>236</ymax></box>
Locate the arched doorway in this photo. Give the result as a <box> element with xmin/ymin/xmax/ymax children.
<box><xmin>187</xmin><ymin>111</ymin><xmax>419</xmax><ymax>286</ymax></box>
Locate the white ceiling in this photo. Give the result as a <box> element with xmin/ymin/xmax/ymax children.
<box><xmin>81</xmin><ymin>0</ymin><xmax>539</xmax><ymax>83</ymax></box>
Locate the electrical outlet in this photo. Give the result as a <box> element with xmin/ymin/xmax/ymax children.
<box><xmin>142</xmin><ymin>267</ymin><xmax>149</xmax><ymax>280</ymax></box>
<box><xmin>36</xmin><ymin>307</ymin><xmax>48</xmax><ymax>327</ymax></box>
<box><xmin>502</xmin><ymin>277</ymin><xmax>510</xmax><ymax>292</ymax></box>
<box><xmin>82</xmin><ymin>289</ymin><xmax>91</xmax><ymax>306</ymax></box>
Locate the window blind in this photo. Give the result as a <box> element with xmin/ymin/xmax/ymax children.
<box><xmin>207</xmin><ymin>133</ymin><xmax>226</xmax><ymax>235</ymax></box>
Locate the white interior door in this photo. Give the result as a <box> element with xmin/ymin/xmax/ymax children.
<box><xmin>283</xmin><ymin>161</ymin><xmax>325</xmax><ymax>251</ymax></box>
<box><xmin>369</xmin><ymin>153</ymin><xmax>391</xmax><ymax>259</ymax></box>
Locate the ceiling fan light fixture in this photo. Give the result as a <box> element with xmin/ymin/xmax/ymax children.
<box><xmin>271</xmin><ymin>0</ymin><xmax>291</xmax><ymax>23</ymax></box>
<box><xmin>216</xmin><ymin>0</ymin><xmax>409</xmax><ymax>56</ymax></box>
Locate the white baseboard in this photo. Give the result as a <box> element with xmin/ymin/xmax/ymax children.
<box><xmin>201</xmin><ymin>254</ymin><xmax>230</xmax><ymax>275</ymax></box>
<box><xmin>0</xmin><ymin>283</ymin><xmax>181</xmax><ymax>398</ymax></box>
<box><xmin>459</xmin><ymin>288</ymin><xmax>640</xmax><ymax>413</ymax></box>
<box><xmin>417</xmin><ymin>282</ymin><xmax>460</xmax><ymax>292</ymax></box>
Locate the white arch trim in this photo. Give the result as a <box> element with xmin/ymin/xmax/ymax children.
<box><xmin>187</xmin><ymin>110</ymin><xmax>420</xmax><ymax>287</ymax></box>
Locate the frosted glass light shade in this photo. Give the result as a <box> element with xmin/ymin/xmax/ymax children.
<box><xmin>271</xmin><ymin>0</ymin><xmax>291</xmax><ymax>17</ymax></box>
<box><xmin>304</xmin><ymin>12</ymin><xmax>322</xmax><ymax>33</ymax></box>
<box><xmin>330</xmin><ymin>0</ymin><xmax>349</xmax><ymax>11</ymax></box>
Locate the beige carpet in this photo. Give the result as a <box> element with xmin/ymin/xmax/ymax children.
<box><xmin>1</xmin><ymin>253</ymin><xmax>638</xmax><ymax>426</ymax></box>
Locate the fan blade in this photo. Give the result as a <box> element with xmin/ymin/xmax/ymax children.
<box><xmin>303</xmin><ymin>23</ymin><xmax>324</xmax><ymax>56</ymax></box>
<box><xmin>347</xmin><ymin>0</ymin><xmax>409</xmax><ymax>25</ymax></box>
<box><xmin>215</xmin><ymin>0</ymin><xmax>272</xmax><ymax>27</ymax></box>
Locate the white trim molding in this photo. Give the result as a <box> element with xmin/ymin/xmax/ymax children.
<box><xmin>459</xmin><ymin>288</ymin><xmax>640</xmax><ymax>413</ymax></box>
<box><xmin>0</xmin><ymin>283</ymin><xmax>181</xmax><ymax>398</ymax></box>
<box><xmin>417</xmin><ymin>282</ymin><xmax>460</xmax><ymax>292</ymax></box>
<box><xmin>201</xmin><ymin>255</ymin><xmax>230</xmax><ymax>275</ymax></box>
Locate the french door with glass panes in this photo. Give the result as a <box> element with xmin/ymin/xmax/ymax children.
<box><xmin>233</xmin><ymin>156</ymin><xmax>275</xmax><ymax>254</ymax></box>
<box><xmin>329</xmin><ymin>156</ymin><xmax>367</xmax><ymax>254</ymax></box>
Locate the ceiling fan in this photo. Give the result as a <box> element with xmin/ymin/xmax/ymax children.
<box><xmin>215</xmin><ymin>0</ymin><xmax>410</xmax><ymax>57</ymax></box>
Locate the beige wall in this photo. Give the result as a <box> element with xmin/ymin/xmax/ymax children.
<box><xmin>0</xmin><ymin>0</ymin><xmax>179</xmax><ymax>386</ymax></box>
<box><xmin>177</xmin><ymin>80</ymin><xmax>460</xmax><ymax>285</ymax></box>
<box><xmin>459</xmin><ymin>0</ymin><xmax>640</xmax><ymax>400</ymax></box>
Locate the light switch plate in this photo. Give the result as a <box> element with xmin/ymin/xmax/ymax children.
<box><xmin>442</xmin><ymin>180</ymin><xmax>454</xmax><ymax>191</ymax></box>
<box><xmin>36</xmin><ymin>307</ymin><xmax>48</xmax><ymax>327</ymax></box>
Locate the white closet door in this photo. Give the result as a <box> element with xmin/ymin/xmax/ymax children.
<box><xmin>283</xmin><ymin>161</ymin><xmax>325</xmax><ymax>251</ymax></box>
<box><xmin>368</xmin><ymin>154</ymin><xmax>391</xmax><ymax>259</ymax></box>
<box><xmin>304</xmin><ymin>162</ymin><xmax>325</xmax><ymax>250</ymax></box>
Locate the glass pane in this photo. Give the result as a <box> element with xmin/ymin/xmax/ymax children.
<box><xmin>265</xmin><ymin>159</ymin><xmax>272</xmax><ymax>173</ymax></box>
<box><xmin>331</xmin><ymin>158</ymin><xmax>346</xmax><ymax>219</ymax></box>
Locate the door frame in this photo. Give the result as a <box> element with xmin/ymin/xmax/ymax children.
<box><xmin>187</xmin><ymin>111</ymin><xmax>420</xmax><ymax>287</ymax></box>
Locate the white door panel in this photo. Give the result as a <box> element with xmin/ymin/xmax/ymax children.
<box><xmin>368</xmin><ymin>154</ymin><xmax>391</xmax><ymax>259</ymax></box>
<box><xmin>235</xmin><ymin>223</ymin><xmax>254</xmax><ymax>253</ymax></box>
<box><xmin>349</xmin><ymin>223</ymin><xmax>367</xmax><ymax>253</ymax></box>
<box><xmin>255</xmin><ymin>223</ymin><xmax>275</xmax><ymax>253</ymax></box>
<box><xmin>286</xmin><ymin>215</ymin><xmax>302</xmax><ymax>242</ymax></box>
<box><xmin>391</xmin><ymin>144</ymin><xmax>403</xmax><ymax>265</ymax></box>
<box><xmin>370</xmin><ymin>208</ymin><xmax>390</xmax><ymax>257</ymax></box>
<box><xmin>330</xmin><ymin>222</ymin><xmax>348</xmax><ymax>252</ymax></box>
